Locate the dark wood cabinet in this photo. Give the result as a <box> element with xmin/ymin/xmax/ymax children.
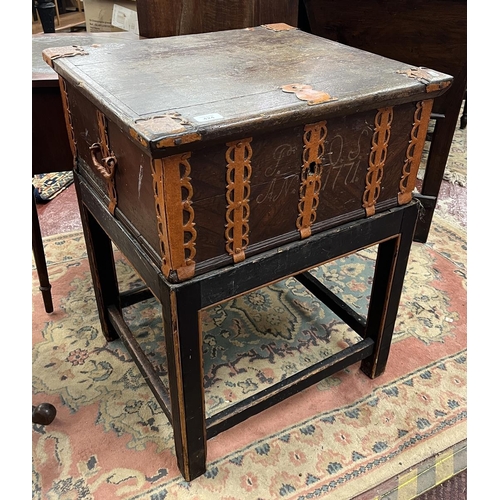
<box><xmin>136</xmin><ymin>0</ymin><xmax>300</xmax><ymax>38</ymax></box>
<box><xmin>301</xmin><ymin>0</ymin><xmax>467</xmax><ymax>241</ymax></box>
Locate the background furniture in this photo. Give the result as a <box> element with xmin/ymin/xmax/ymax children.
<box><xmin>32</xmin><ymin>32</ymin><xmax>140</xmax><ymax>313</ymax></box>
<box><xmin>301</xmin><ymin>0</ymin><xmax>467</xmax><ymax>242</ymax></box>
<box><xmin>136</xmin><ymin>0</ymin><xmax>299</xmax><ymax>37</ymax></box>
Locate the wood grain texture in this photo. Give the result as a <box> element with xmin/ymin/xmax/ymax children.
<box><xmin>46</xmin><ymin>26</ymin><xmax>452</xmax><ymax>152</ymax></box>
<box><xmin>136</xmin><ymin>0</ymin><xmax>299</xmax><ymax>38</ymax></box>
<box><xmin>302</xmin><ymin>0</ymin><xmax>466</xmax><ymax>242</ymax></box>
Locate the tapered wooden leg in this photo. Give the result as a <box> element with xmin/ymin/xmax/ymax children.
<box><xmin>361</xmin><ymin>202</ymin><xmax>418</xmax><ymax>378</ymax></box>
<box><xmin>32</xmin><ymin>186</ymin><xmax>53</xmax><ymax>313</ymax></box>
<box><xmin>161</xmin><ymin>280</ymin><xmax>207</xmax><ymax>481</ymax></box>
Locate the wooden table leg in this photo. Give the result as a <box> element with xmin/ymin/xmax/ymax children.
<box><xmin>161</xmin><ymin>280</ymin><xmax>207</xmax><ymax>481</ymax></box>
<box><xmin>361</xmin><ymin>201</ymin><xmax>418</xmax><ymax>378</ymax></box>
<box><xmin>75</xmin><ymin>177</ymin><xmax>121</xmax><ymax>342</ymax></box>
<box><xmin>32</xmin><ymin>185</ymin><xmax>53</xmax><ymax>313</ymax></box>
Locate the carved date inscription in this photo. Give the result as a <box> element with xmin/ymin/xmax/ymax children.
<box><xmin>321</xmin><ymin>125</ymin><xmax>372</xmax><ymax>194</ymax></box>
<box><xmin>256</xmin><ymin>143</ymin><xmax>299</xmax><ymax>204</ymax></box>
<box><xmin>255</xmin><ymin>122</ymin><xmax>372</xmax><ymax>211</ymax></box>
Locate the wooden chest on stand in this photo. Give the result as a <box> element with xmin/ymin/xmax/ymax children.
<box><xmin>43</xmin><ymin>25</ymin><xmax>453</xmax><ymax>481</ymax></box>
<box><xmin>43</xmin><ymin>24</ymin><xmax>452</xmax><ymax>283</ymax></box>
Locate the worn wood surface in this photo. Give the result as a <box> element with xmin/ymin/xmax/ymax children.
<box><xmin>45</xmin><ymin>26</ymin><xmax>452</xmax><ymax>148</ymax></box>
<box><xmin>136</xmin><ymin>0</ymin><xmax>299</xmax><ymax>38</ymax></box>
<box><xmin>32</xmin><ymin>32</ymin><xmax>140</xmax><ymax>83</ymax></box>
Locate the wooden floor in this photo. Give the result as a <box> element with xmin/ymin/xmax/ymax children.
<box><xmin>32</xmin><ymin>10</ymin><xmax>86</xmax><ymax>35</ymax></box>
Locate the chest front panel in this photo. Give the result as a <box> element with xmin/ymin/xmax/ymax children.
<box><xmin>64</xmin><ymin>79</ymin><xmax>431</xmax><ymax>281</ymax></box>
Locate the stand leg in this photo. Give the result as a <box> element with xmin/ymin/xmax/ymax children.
<box><xmin>76</xmin><ymin>180</ymin><xmax>121</xmax><ymax>341</ymax></box>
<box><xmin>161</xmin><ymin>281</ymin><xmax>207</xmax><ymax>481</ymax></box>
<box><xmin>361</xmin><ymin>202</ymin><xmax>418</xmax><ymax>378</ymax></box>
<box><xmin>32</xmin><ymin>185</ymin><xmax>54</xmax><ymax>313</ymax></box>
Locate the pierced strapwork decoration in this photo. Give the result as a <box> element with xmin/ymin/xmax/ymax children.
<box><xmin>225</xmin><ymin>138</ymin><xmax>253</xmax><ymax>263</ymax></box>
<box><xmin>90</xmin><ymin>110</ymin><xmax>118</xmax><ymax>215</ymax></box>
<box><xmin>151</xmin><ymin>153</ymin><xmax>197</xmax><ymax>282</ymax></box>
<box><xmin>58</xmin><ymin>77</ymin><xmax>77</xmax><ymax>163</ymax></box>
<box><xmin>398</xmin><ymin>99</ymin><xmax>434</xmax><ymax>205</ymax></box>
<box><xmin>363</xmin><ymin>107</ymin><xmax>393</xmax><ymax>217</ymax></box>
<box><xmin>296</xmin><ymin>121</ymin><xmax>327</xmax><ymax>238</ymax></box>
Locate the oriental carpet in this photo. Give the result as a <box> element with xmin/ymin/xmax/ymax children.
<box><xmin>32</xmin><ymin>209</ymin><xmax>466</xmax><ymax>500</ymax></box>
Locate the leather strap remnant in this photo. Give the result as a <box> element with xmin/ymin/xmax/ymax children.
<box><xmin>363</xmin><ymin>107</ymin><xmax>393</xmax><ymax>217</ymax></box>
<box><xmin>58</xmin><ymin>77</ymin><xmax>77</xmax><ymax>161</ymax></box>
<box><xmin>151</xmin><ymin>153</ymin><xmax>196</xmax><ymax>281</ymax></box>
<box><xmin>281</xmin><ymin>84</ymin><xmax>335</xmax><ymax>106</ymax></box>
<box><xmin>225</xmin><ymin>138</ymin><xmax>253</xmax><ymax>263</ymax></box>
<box><xmin>262</xmin><ymin>23</ymin><xmax>297</xmax><ymax>31</ymax></box>
<box><xmin>398</xmin><ymin>99</ymin><xmax>433</xmax><ymax>205</ymax></box>
<box><xmin>42</xmin><ymin>45</ymin><xmax>88</xmax><ymax>68</ymax></box>
<box><xmin>297</xmin><ymin>121</ymin><xmax>327</xmax><ymax>238</ymax></box>
<box><xmin>397</xmin><ymin>67</ymin><xmax>452</xmax><ymax>93</ymax></box>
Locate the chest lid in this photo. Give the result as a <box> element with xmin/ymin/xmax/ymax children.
<box><xmin>43</xmin><ymin>24</ymin><xmax>452</xmax><ymax>154</ymax></box>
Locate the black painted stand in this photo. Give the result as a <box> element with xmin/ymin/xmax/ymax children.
<box><xmin>75</xmin><ymin>169</ymin><xmax>419</xmax><ymax>481</ymax></box>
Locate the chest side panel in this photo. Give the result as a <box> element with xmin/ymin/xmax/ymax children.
<box><xmin>65</xmin><ymin>81</ymin><xmax>162</xmax><ymax>259</ymax></box>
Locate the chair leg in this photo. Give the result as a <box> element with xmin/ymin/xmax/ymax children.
<box><xmin>32</xmin><ymin>403</ymin><xmax>57</xmax><ymax>425</ymax></box>
<box><xmin>32</xmin><ymin>185</ymin><xmax>54</xmax><ymax>313</ymax></box>
<box><xmin>460</xmin><ymin>91</ymin><xmax>467</xmax><ymax>129</ymax></box>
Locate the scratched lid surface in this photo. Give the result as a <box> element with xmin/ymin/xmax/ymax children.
<box><xmin>43</xmin><ymin>24</ymin><xmax>452</xmax><ymax>152</ymax></box>
<box><xmin>33</xmin><ymin>32</ymin><xmax>140</xmax><ymax>83</ymax></box>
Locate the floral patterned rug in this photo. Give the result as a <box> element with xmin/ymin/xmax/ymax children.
<box><xmin>32</xmin><ymin>171</ymin><xmax>74</xmax><ymax>203</ymax></box>
<box><xmin>32</xmin><ymin>211</ymin><xmax>466</xmax><ymax>499</ymax></box>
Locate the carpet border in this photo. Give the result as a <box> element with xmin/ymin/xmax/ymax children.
<box><xmin>364</xmin><ymin>439</ymin><xmax>467</xmax><ymax>500</ymax></box>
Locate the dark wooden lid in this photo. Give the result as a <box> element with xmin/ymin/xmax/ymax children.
<box><xmin>43</xmin><ymin>25</ymin><xmax>453</xmax><ymax>152</ymax></box>
<box><xmin>33</xmin><ymin>32</ymin><xmax>140</xmax><ymax>86</ymax></box>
